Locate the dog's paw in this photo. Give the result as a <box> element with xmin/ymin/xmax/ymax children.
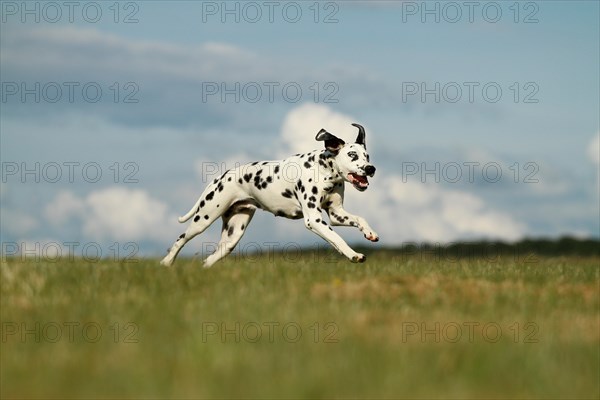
<box><xmin>364</xmin><ymin>232</ymin><xmax>379</xmax><ymax>242</ymax></box>
<box><xmin>351</xmin><ymin>253</ymin><xmax>367</xmax><ymax>263</ymax></box>
<box><xmin>159</xmin><ymin>258</ymin><xmax>172</xmax><ymax>267</ymax></box>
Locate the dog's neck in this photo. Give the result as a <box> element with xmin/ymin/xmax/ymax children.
<box><xmin>318</xmin><ymin>149</ymin><xmax>344</xmax><ymax>184</ymax></box>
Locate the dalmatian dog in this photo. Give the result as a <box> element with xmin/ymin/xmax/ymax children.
<box><xmin>160</xmin><ymin>123</ymin><xmax>379</xmax><ymax>268</ymax></box>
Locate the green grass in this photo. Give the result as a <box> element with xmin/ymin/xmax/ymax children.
<box><xmin>1</xmin><ymin>253</ymin><xmax>599</xmax><ymax>399</ymax></box>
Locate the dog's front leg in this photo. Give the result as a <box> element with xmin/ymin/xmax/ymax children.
<box><xmin>327</xmin><ymin>206</ymin><xmax>379</xmax><ymax>242</ymax></box>
<box><xmin>303</xmin><ymin>210</ymin><xmax>366</xmax><ymax>263</ymax></box>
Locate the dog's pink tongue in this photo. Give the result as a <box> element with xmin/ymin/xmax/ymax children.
<box><xmin>353</xmin><ymin>174</ymin><xmax>368</xmax><ymax>184</ymax></box>
<box><xmin>350</xmin><ymin>174</ymin><xmax>369</xmax><ymax>186</ymax></box>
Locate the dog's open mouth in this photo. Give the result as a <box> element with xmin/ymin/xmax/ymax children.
<box><xmin>348</xmin><ymin>173</ymin><xmax>369</xmax><ymax>191</ymax></box>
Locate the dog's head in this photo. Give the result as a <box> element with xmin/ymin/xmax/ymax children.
<box><xmin>315</xmin><ymin>123</ymin><xmax>375</xmax><ymax>192</ymax></box>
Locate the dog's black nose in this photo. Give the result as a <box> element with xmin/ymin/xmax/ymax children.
<box><xmin>365</xmin><ymin>165</ymin><xmax>376</xmax><ymax>176</ymax></box>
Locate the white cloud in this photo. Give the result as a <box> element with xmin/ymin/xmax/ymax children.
<box><xmin>44</xmin><ymin>187</ymin><xmax>180</xmax><ymax>243</ymax></box>
<box><xmin>279</xmin><ymin>103</ymin><xmax>366</xmax><ymax>157</ymax></box>
<box><xmin>44</xmin><ymin>190</ymin><xmax>86</xmax><ymax>226</ymax></box>
<box><xmin>345</xmin><ymin>177</ymin><xmax>526</xmax><ymax>243</ymax></box>
<box><xmin>85</xmin><ymin>188</ymin><xmax>167</xmax><ymax>241</ymax></box>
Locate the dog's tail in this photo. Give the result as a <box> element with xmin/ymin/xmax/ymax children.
<box><xmin>178</xmin><ymin>197</ymin><xmax>203</xmax><ymax>223</ymax></box>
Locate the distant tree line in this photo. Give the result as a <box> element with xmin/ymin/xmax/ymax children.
<box><xmin>358</xmin><ymin>236</ymin><xmax>600</xmax><ymax>258</ymax></box>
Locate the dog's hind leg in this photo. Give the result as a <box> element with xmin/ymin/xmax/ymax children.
<box><xmin>160</xmin><ymin>181</ymin><xmax>238</xmax><ymax>267</ymax></box>
<box><xmin>203</xmin><ymin>202</ymin><xmax>256</xmax><ymax>268</ymax></box>
<box><xmin>160</xmin><ymin>214</ymin><xmax>222</xmax><ymax>267</ymax></box>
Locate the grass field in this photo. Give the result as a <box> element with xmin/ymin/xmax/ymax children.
<box><xmin>1</xmin><ymin>251</ymin><xmax>599</xmax><ymax>399</ymax></box>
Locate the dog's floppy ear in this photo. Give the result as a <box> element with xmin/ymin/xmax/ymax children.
<box><xmin>315</xmin><ymin>128</ymin><xmax>345</xmax><ymax>153</ymax></box>
<box><xmin>352</xmin><ymin>123</ymin><xmax>366</xmax><ymax>149</ymax></box>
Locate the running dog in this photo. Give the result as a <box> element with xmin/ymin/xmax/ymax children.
<box><xmin>160</xmin><ymin>123</ymin><xmax>379</xmax><ymax>267</ymax></box>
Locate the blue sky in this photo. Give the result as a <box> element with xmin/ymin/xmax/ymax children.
<box><xmin>1</xmin><ymin>1</ymin><xmax>598</xmax><ymax>258</ymax></box>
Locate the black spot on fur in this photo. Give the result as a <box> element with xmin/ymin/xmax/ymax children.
<box><xmin>194</xmin><ymin>215</ymin><xmax>200</xmax><ymax>222</ymax></box>
<box><xmin>244</xmin><ymin>173</ymin><xmax>252</xmax><ymax>183</ymax></box>
<box><xmin>204</xmin><ymin>215</ymin><xmax>209</xmax><ymax>220</ymax></box>
<box><xmin>241</xmin><ymin>224</ymin><xmax>245</xmax><ymax>231</ymax></box>
<box><xmin>321</xmin><ymin>220</ymin><xmax>327</xmax><ymax>225</ymax></box>
<box><xmin>256</xmin><ymin>169</ymin><xmax>262</xmax><ymax>176</ymax></box>
<box><xmin>262</xmin><ymin>161</ymin><xmax>268</xmax><ymax>165</ymax></box>
<box><xmin>227</xmin><ymin>226</ymin><xmax>234</xmax><ymax>236</ymax></box>
<box><xmin>304</xmin><ymin>162</ymin><xmax>311</xmax><ymax>169</ymax></box>
<box><xmin>179</xmin><ymin>233</ymin><xmax>186</xmax><ymax>239</ymax></box>
<box><xmin>266</xmin><ymin>176</ymin><xmax>273</xmax><ymax>183</ymax></box>
<box><xmin>213</xmin><ymin>179</ymin><xmax>218</xmax><ymax>184</ymax></box>
<box><xmin>316</xmin><ymin>218</ymin><xmax>321</xmax><ymax>223</ymax></box>
<box><xmin>312</xmin><ymin>186</ymin><xmax>318</xmax><ymax>194</ymax></box>
<box><xmin>261</xmin><ymin>181</ymin><xmax>267</xmax><ymax>189</ymax></box>
<box><xmin>200</xmin><ymin>200</ymin><xmax>205</xmax><ymax>208</ymax></box>
<box><xmin>297</xmin><ymin>180</ymin><xmax>305</xmax><ymax>193</ymax></box>
<box><xmin>282</xmin><ymin>189</ymin><xmax>293</xmax><ymax>198</ymax></box>
<box><xmin>332</xmin><ymin>212</ymin><xmax>346</xmax><ymax>224</ymax></box>
<box><xmin>206</xmin><ymin>191</ymin><xmax>214</xmax><ymax>201</ymax></box>
<box><xmin>309</xmin><ymin>196</ymin><xmax>316</xmax><ymax>202</ymax></box>
<box><xmin>251</xmin><ymin>161</ymin><xmax>258</xmax><ymax>166</ymax></box>
<box><xmin>274</xmin><ymin>165</ymin><xmax>280</xmax><ymax>174</ymax></box>
<box><xmin>308</xmin><ymin>202</ymin><xmax>315</xmax><ymax>209</ymax></box>
<box><xmin>228</xmin><ymin>177</ymin><xmax>232</xmax><ymax>182</ymax></box>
